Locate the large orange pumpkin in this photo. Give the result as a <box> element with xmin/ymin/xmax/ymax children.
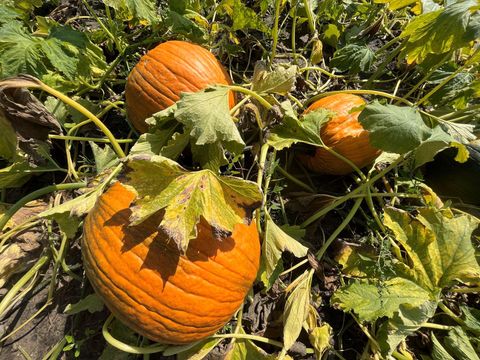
<box><xmin>82</xmin><ymin>182</ymin><xmax>260</xmax><ymax>344</ymax></box>
<box><xmin>299</xmin><ymin>94</ymin><xmax>380</xmax><ymax>175</ymax></box>
<box><xmin>125</xmin><ymin>40</ymin><xmax>235</xmax><ymax>133</ymax></box>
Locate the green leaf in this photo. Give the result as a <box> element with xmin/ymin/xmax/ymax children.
<box><xmin>64</xmin><ymin>294</ymin><xmax>104</xmax><ymax>315</ymax></box>
<box><xmin>399</xmin><ymin>1</ymin><xmax>479</xmax><ymax>64</ymax></box>
<box><xmin>0</xmin><ymin>4</ymin><xmax>23</xmax><ymax>24</ymax></box>
<box><xmin>377</xmin><ymin>300</ymin><xmax>438</xmax><ymax>356</ymax></box>
<box><xmin>443</xmin><ymin>327</ymin><xmax>480</xmax><ymax>360</ymax></box>
<box><xmin>0</xmin><ymin>111</ymin><xmax>17</xmax><ymax>161</ymax></box>
<box><xmin>40</xmin><ymin>187</ymin><xmax>103</xmax><ymax>219</ymax></box>
<box><xmin>218</xmin><ymin>0</ymin><xmax>269</xmax><ymax>32</ymax></box>
<box><xmin>330</xmin><ymin>44</ymin><xmax>375</xmax><ymax>74</ymax></box>
<box><xmin>252</xmin><ymin>63</ymin><xmax>298</xmax><ymax>95</ymax></box>
<box><xmin>460</xmin><ymin>306</ymin><xmax>480</xmax><ymax>335</ymax></box>
<box><xmin>431</xmin><ymin>333</ymin><xmax>455</xmax><ymax>360</ymax></box>
<box><xmin>358</xmin><ymin>101</ymin><xmax>433</xmax><ymax>154</ymax></box>
<box><xmin>283</xmin><ymin>270</ymin><xmax>314</xmax><ymax>350</ymax></box>
<box><xmin>176</xmin><ymin>338</ymin><xmax>222</xmax><ymax>360</ymax></box>
<box><xmin>163</xmin><ymin>9</ymin><xmax>207</xmax><ymax>43</ymax></box>
<box><xmin>224</xmin><ymin>326</ymin><xmax>273</xmax><ymax>360</ymax></box>
<box><xmin>103</xmin><ymin>0</ymin><xmax>158</xmax><ymax>25</ymax></box>
<box><xmin>261</xmin><ymin>213</ymin><xmax>309</xmax><ymax>287</ymax></box>
<box><xmin>322</xmin><ymin>23</ymin><xmax>341</xmax><ymax>48</ymax></box>
<box><xmin>413</xmin><ymin>126</ymin><xmax>455</xmax><ymax>168</ymax></box>
<box><xmin>384</xmin><ymin>207</ymin><xmax>480</xmax><ymax>294</ymax></box>
<box><xmin>374</xmin><ymin>0</ymin><xmax>416</xmax><ymax>11</ymax></box>
<box><xmin>0</xmin><ymin>155</ymin><xmax>55</xmax><ymax>189</ymax></box>
<box><xmin>0</xmin><ymin>21</ymin><xmax>46</xmax><ymax>77</ymax></box>
<box><xmin>124</xmin><ymin>155</ymin><xmax>262</xmax><ymax>253</ymax></box>
<box><xmin>267</xmin><ymin>101</ymin><xmax>330</xmax><ymax>150</ymax></box>
<box><xmin>332</xmin><ymin>278</ymin><xmax>431</xmax><ymax>322</ymax></box>
<box><xmin>52</xmin><ymin>212</ymin><xmax>81</xmax><ymax>239</ymax></box>
<box><xmin>89</xmin><ymin>142</ymin><xmax>120</xmax><ymax>174</ymax></box>
<box><xmin>173</xmin><ymin>86</ymin><xmax>245</xmax><ymax>165</ymax></box>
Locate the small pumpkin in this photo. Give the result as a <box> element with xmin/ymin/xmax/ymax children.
<box><xmin>125</xmin><ymin>40</ymin><xmax>235</xmax><ymax>133</ymax></box>
<box><xmin>82</xmin><ymin>182</ymin><xmax>260</xmax><ymax>344</ymax></box>
<box><xmin>299</xmin><ymin>94</ymin><xmax>380</xmax><ymax>175</ymax></box>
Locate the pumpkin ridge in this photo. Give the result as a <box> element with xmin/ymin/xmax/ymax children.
<box><xmin>141</xmin><ymin>54</ymin><xmax>204</xmax><ymax>97</ymax></box>
<box><xmin>195</xmin><ymin>221</ymin><xmax>259</xmax><ymax>273</ymax></box>
<box><xmin>138</xmin><ymin>58</ymin><xmax>187</xmax><ymax>102</ymax></box>
<box><xmin>84</xmin><ymin>241</ymin><xmax>227</xmax><ymax>335</ymax></box>
<box><xmin>158</xmin><ymin>45</ymin><xmax>216</xmax><ymax>81</ymax></box>
<box><xmin>143</xmin><ymin>53</ymin><xmax>207</xmax><ymax>92</ymax></box>
<box><xmin>88</xmin><ymin>215</ymin><xmax>246</xmax><ymax>309</ymax></box>
<box><xmin>131</xmin><ymin>69</ymin><xmax>179</xmax><ymax>108</ymax></box>
<box><xmin>127</xmin><ymin>73</ymin><xmax>168</xmax><ymax>113</ymax></box>
<box><xmin>94</xmin><ymin>200</ymin><xmax>257</xmax><ymax>286</ymax></box>
<box><xmin>84</xmin><ymin>218</ymin><xmax>231</xmax><ymax>330</ymax></box>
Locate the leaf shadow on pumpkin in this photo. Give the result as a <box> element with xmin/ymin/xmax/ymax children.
<box><xmin>104</xmin><ymin>209</ymin><xmax>235</xmax><ymax>289</ymax></box>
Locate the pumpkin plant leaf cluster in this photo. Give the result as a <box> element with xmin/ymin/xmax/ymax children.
<box><xmin>1</xmin><ymin>0</ymin><xmax>480</xmax><ymax>359</ymax></box>
<box><xmin>124</xmin><ymin>154</ymin><xmax>262</xmax><ymax>253</ymax></box>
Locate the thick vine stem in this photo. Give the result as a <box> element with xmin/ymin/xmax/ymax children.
<box><xmin>39</xmin><ymin>83</ymin><xmax>127</xmax><ymax>158</ymax></box>
<box><xmin>226</xmin><ymin>85</ymin><xmax>273</xmax><ymax>110</ymax></box>
<box><xmin>102</xmin><ymin>315</ymin><xmax>168</xmax><ymax>354</ymax></box>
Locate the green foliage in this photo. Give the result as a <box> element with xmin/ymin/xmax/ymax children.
<box><xmin>330</xmin><ymin>44</ymin><xmax>375</xmax><ymax>74</ymax></box>
<box><xmin>103</xmin><ymin>0</ymin><xmax>158</xmax><ymax>25</ymax></box>
<box><xmin>399</xmin><ymin>0</ymin><xmax>480</xmax><ymax>64</ymax></box>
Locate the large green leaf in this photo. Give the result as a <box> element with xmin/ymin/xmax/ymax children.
<box><xmin>332</xmin><ymin>278</ymin><xmax>431</xmax><ymax>322</ymax></box>
<box><xmin>174</xmin><ymin>86</ymin><xmax>245</xmax><ymax>165</ymax></box>
<box><xmin>218</xmin><ymin>0</ymin><xmax>269</xmax><ymax>32</ymax></box>
<box><xmin>358</xmin><ymin>101</ymin><xmax>433</xmax><ymax>154</ymax></box>
<box><xmin>252</xmin><ymin>63</ymin><xmax>298</xmax><ymax>95</ymax></box>
<box><xmin>384</xmin><ymin>207</ymin><xmax>480</xmax><ymax>294</ymax></box>
<box><xmin>399</xmin><ymin>0</ymin><xmax>479</xmax><ymax>64</ymax></box>
<box><xmin>124</xmin><ymin>155</ymin><xmax>262</xmax><ymax>253</ymax></box>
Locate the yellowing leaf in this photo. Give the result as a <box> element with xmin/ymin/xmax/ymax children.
<box><xmin>125</xmin><ymin>155</ymin><xmax>262</xmax><ymax>253</ymax></box>
<box><xmin>452</xmin><ymin>142</ymin><xmax>470</xmax><ymax>163</ymax></box>
<box><xmin>283</xmin><ymin>270</ymin><xmax>313</xmax><ymax>350</ymax></box>
<box><xmin>374</xmin><ymin>0</ymin><xmax>417</xmax><ymax>11</ymax></box>
<box><xmin>224</xmin><ymin>326</ymin><xmax>273</xmax><ymax>360</ymax></box>
<box><xmin>261</xmin><ymin>213</ymin><xmax>308</xmax><ymax>287</ymax></box>
<box><xmin>309</xmin><ymin>324</ymin><xmax>332</xmax><ymax>359</ymax></box>
<box><xmin>399</xmin><ymin>1</ymin><xmax>479</xmax><ymax>64</ymax></box>
<box><xmin>252</xmin><ymin>63</ymin><xmax>298</xmax><ymax>95</ymax></box>
<box><xmin>384</xmin><ymin>207</ymin><xmax>480</xmax><ymax>294</ymax></box>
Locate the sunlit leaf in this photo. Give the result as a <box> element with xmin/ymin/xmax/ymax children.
<box><xmin>283</xmin><ymin>270</ymin><xmax>313</xmax><ymax>350</ymax></box>
<box><xmin>399</xmin><ymin>1</ymin><xmax>479</xmax><ymax>64</ymax></box>
<box><xmin>89</xmin><ymin>142</ymin><xmax>119</xmax><ymax>174</ymax></box>
<box><xmin>103</xmin><ymin>0</ymin><xmax>158</xmax><ymax>25</ymax></box>
<box><xmin>124</xmin><ymin>155</ymin><xmax>262</xmax><ymax>253</ymax></box>
<box><xmin>252</xmin><ymin>63</ymin><xmax>298</xmax><ymax>95</ymax></box>
<box><xmin>261</xmin><ymin>213</ymin><xmax>309</xmax><ymax>287</ymax></box>
<box><xmin>64</xmin><ymin>294</ymin><xmax>104</xmax><ymax>315</ymax></box>
<box><xmin>384</xmin><ymin>207</ymin><xmax>480</xmax><ymax>294</ymax></box>
<box><xmin>174</xmin><ymin>86</ymin><xmax>245</xmax><ymax>161</ymax></box>
<box><xmin>359</xmin><ymin>101</ymin><xmax>433</xmax><ymax>154</ymax></box>
<box><xmin>309</xmin><ymin>324</ymin><xmax>332</xmax><ymax>359</ymax></box>
<box><xmin>332</xmin><ymin>277</ymin><xmax>431</xmax><ymax>322</ymax></box>
<box><xmin>218</xmin><ymin>0</ymin><xmax>269</xmax><ymax>32</ymax></box>
<box><xmin>224</xmin><ymin>326</ymin><xmax>273</xmax><ymax>360</ymax></box>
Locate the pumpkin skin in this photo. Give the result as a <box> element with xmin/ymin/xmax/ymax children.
<box><xmin>125</xmin><ymin>40</ymin><xmax>235</xmax><ymax>133</ymax></box>
<box><xmin>299</xmin><ymin>94</ymin><xmax>381</xmax><ymax>175</ymax></box>
<box><xmin>82</xmin><ymin>182</ymin><xmax>260</xmax><ymax>344</ymax></box>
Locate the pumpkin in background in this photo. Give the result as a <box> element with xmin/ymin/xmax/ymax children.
<box><xmin>125</xmin><ymin>40</ymin><xmax>235</xmax><ymax>133</ymax></box>
<box><xmin>82</xmin><ymin>182</ymin><xmax>260</xmax><ymax>344</ymax></box>
<box><xmin>298</xmin><ymin>94</ymin><xmax>381</xmax><ymax>175</ymax></box>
